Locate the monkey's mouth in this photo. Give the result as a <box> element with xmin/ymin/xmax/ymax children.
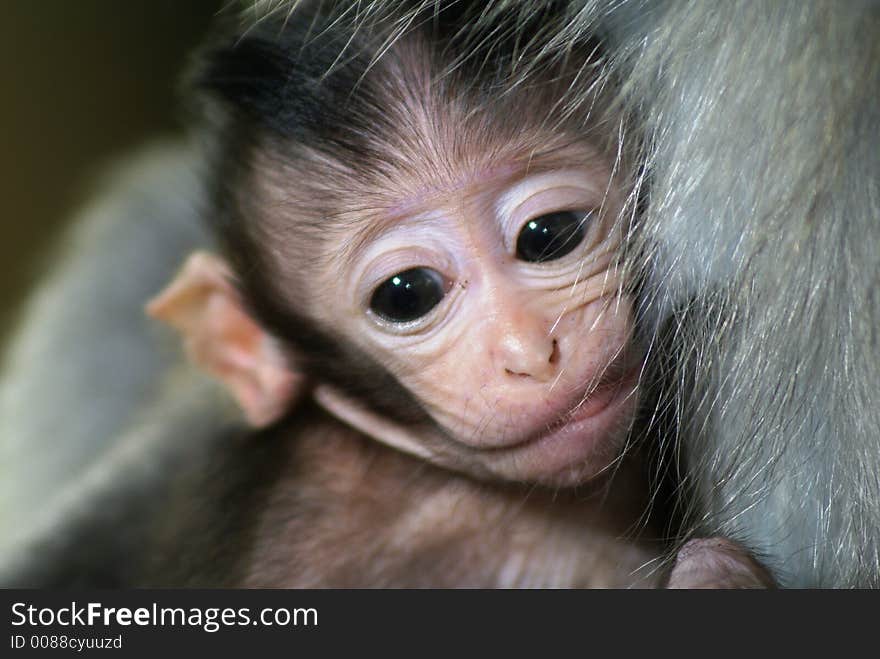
<box><xmin>487</xmin><ymin>364</ymin><xmax>641</xmax><ymax>486</ymax></box>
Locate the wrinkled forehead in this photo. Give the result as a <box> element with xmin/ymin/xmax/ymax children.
<box><xmin>249</xmin><ymin>131</ymin><xmax>613</xmax><ymax>259</ymax></box>
<box><xmin>335</xmin><ymin>142</ymin><xmax>616</xmax><ymax>261</ymax></box>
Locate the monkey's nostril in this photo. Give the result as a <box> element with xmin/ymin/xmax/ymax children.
<box><xmin>505</xmin><ymin>368</ymin><xmax>531</xmax><ymax>378</ymax></box>
<box><xmin>548</xmin><ymin>339</ymin><xmax>559</xmax><ymax>365</ymax></box>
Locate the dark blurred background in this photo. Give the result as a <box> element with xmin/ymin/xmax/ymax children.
<box><xmin>0</xmin><ymin>1</ymin><xmax>220</xmax><ymax>333</ymax></box>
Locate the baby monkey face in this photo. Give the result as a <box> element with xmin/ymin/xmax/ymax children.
<box><xmin>310</xmin><ymin>148</ymin><xmax>641</xmax><ymax>487</ymax></box>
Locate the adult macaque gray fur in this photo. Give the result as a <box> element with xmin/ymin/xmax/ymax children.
<box><xmin>1</xmin><ymin>0</ymin><xmax>876</xmax><ymax>588</ymax></box>
<box><xmin>619</xmin><ymin>0</ymin><xmax>880</xmax><ymax>587</ymax></box>
<box><xmin>478</xmin><ymin>0</ymin><xmax>878</xmax><ymax>586</ymax></box>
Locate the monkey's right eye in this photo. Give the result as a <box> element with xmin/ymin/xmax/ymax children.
<box><xmin>369</xmin><ymin>268</ymin><xmax>447</xmax><ymax>323</ymax></box>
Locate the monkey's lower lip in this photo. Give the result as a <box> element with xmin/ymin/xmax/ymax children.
<box><xmin>490</xmin><ymin>367</ymin><xmax>640</xmax><ymax>484</ymax></box>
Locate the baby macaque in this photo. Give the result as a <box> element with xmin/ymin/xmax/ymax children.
<box><xmin>145</xmin><ymin>2</ymin><xmax>767</xmax><ymax>588</ymax></box>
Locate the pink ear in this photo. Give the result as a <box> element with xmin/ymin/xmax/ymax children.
<box><xmin>146</xmin><ymin>251</ymin><xmax>305</xmax><ymax>427</ymax></box>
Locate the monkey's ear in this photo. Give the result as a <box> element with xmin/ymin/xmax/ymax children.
<box><xmin>146</xmin><ymin>251</ymin><xmax>305</xmax><ymax>428</ymax></box>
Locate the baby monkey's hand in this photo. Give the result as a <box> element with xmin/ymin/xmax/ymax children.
<box><xmin>665</xmin><ymin>538</ymin><xmax>777</xmax><ymax>589</ymax></box>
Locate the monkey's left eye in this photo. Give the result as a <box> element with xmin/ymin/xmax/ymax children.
<box><xmin>515</xmin><ymin>211</ymin><xmax>590</xmax><ymax>263</ymax></box>
<box><xmin>369</xmin><ymin>267</ymin><xmax>447</xmax><ymax>323</ymax></box>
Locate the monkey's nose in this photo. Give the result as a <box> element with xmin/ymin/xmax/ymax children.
<box><xmin>497</xmin><ymin>332</ymin><xmax>560</xmax><ymax>383</ymax></box>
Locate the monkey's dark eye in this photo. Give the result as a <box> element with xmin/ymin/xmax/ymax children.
<box><xmin>515</xmin><ymin>211</ymin><xmax>590</xmax><ymax>263</ymax></box>
<box><xmin>369</xmin><ymin>268</ymin><xmax>447</xmax><ymax>323</ymax></box>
